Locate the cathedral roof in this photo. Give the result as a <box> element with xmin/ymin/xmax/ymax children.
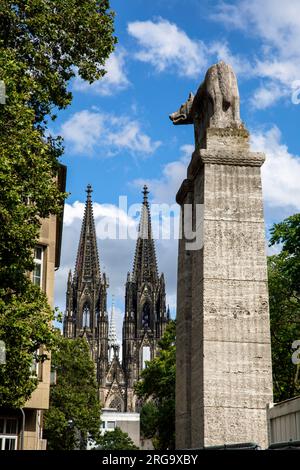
<box><xmin>73</xmin><ymin>184</ymin><xmax>101</xmax><ymax>285</ymax></box>
<box><xmin>132</xmin><ymin>185</ymin><xmax>158</xmax><ymax>286</ymax></box>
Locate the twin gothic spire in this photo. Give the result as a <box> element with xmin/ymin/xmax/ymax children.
<box><xmin>65</xmin><ymin>184</ymin><xmax>169</xmax><ymax>411</ymax></box>
<box><xmin>74</xmin><ymin>183</ymin><xmax>159</xmax><ymax>292</ymax></box>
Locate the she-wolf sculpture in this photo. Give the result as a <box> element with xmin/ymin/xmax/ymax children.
<box><xmin>169</xmin><ymin>61</ymin><xmax>241</xmax><ymax>130</ymax></box>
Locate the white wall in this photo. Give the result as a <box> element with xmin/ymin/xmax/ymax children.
<box><xmin>268</xmin><ymin>396</ymin><xmax>300</xmax><ymax>444</ymax></box>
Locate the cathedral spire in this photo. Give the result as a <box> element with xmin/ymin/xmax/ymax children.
<box><xmin>167</xmin><ymin>305</ymin><xmax>170</xmax><ymax>321</ymax></box>
<box><xmin>108</xmin><ymin>296</ymin><xmax>118</xmax><ymax>348</ymax></box>
<box><xmin>132</xmin><ymin>185</ymin><xmax>158</xmax><ymax>285</ymax></box>
<box><xmin>123</xmin><ymin>186</ymin><xmax>169</xmax><ymax>408</ymax></box>
<box><xmin>74</xmin><ymin>184</ymin><xmax>100</xmax><ymax>285</ymax></box>
<box><xmin>64</xmin><ymin>185</ymin><xmax>109</xmax><ymax>394</ymax></box>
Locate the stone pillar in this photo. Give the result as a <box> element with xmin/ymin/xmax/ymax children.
<box><xmin>176</xmin><ymin>180</ymin><xmax>194</xmax><ymax>449</ymax></box>
<box><xmin>175</xmin><ymin>127</ymin><xmax>273</xmax><ymax>448</ymax></box>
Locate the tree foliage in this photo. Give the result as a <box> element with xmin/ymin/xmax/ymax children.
<box><xmin>0</xmin><ymin>1</ymin><xmax>115</xmax><ymax>406</ymax></box>
<box><xmin>0</xmin><ymin>0</ymin><xmax>115</xmax><ymax>288</ymax></box>
<box><xmin>0</xmin><ymin>281</ymin><xmax>59</xmax><ymax>407</ymax></box>
<box><xmin>97</xmin><ymin>427</ymin><xmax>139</xmax><ymax>450</ymax></box>
<box><xmin>44</xmin><ymin>337</ymin><xmax>102</xmax><ymax>450</ymax></box>
<box><xmin>1</xmin><ymin>0</ymin><xmax>116</xmax><ymax>123</ymax></box>
<box><xmin>270</xmin><ymin>213</ymin><xmax>300</xmax><ymax>296</ymax></box>
<box><xmin>269</xmin><ymin>214</ymin><xmax>300</xmax><ymax>402</ymax></box>
<box><xmin>139</xmin><ymin>401</ymin><xmax>159</xmax><ymax>441</ymax></box>
<box><xmin>135</xmin><ymin>321</ymin><xmax>176</xmax><ymax>450</ymax></box>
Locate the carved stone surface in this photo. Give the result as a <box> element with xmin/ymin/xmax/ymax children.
<box><xmin>172</xmin><ymin>62</ymin><xmax>273</xmax><ymax>449</ymax></box>
<box><xmin>170</xmin><ymin>61</ymin><xmax>244</xmax><ymax>149</ymax></box>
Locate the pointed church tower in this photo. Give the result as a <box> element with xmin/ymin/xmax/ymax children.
<box><xmin>63</xmin><ymin>185</ymin><xmax>109</xmax><ymax>384</ymax></box>
<box><xmin>123</xmin><ymin>186</ymin><xmax>169</xmax><ymax>411</ymax></box>
<box><xmin>101</xmin><ymin>296</ymin><xmax>126</xmax><ymax>411</ymax></box>
<box><xmin>108</xmin><ymin>296</ymin><xmax>118</xmax><ymax>361</ymax></box>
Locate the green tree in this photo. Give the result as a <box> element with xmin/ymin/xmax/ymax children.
<box><xmin>97</xmin><ymin>427</ymin><xmax>139</xmax><ymax>450</ymax></box>
<box><xmin>135</xmin><ymin>321</ymin><xmax>176</xmax><ymax>450</ymax></box>
<box><xmin>44</xmin><ymin>337</ymin><xmax>101</xmax><ymax>450</ymax></box>
<box><xmin>1</xmin><ymin>1</ymin><xmax>116</xmax><ymax>124</ymax></box>
<box><xmin>268</xmin><ymin>214</ymin><xmax>300</xmax><ymax>402</ymax></box>
<box><xmin>140</xmin><ymin>401</ymin><xmax>159</xmax><ymax>441</ymax></box>
<box><xmin>0</xmin><ymin>281</ymin><xmax>59</xmax><ymax>407</ymax></box>
<box><xmin>270</xmin><ymin>213</ymin><xmax>300</xmax><ymax>296</ymax></box>
<box><xmin>0</xmin><ymin>1</ymin><xmax>115</xmax><ymax>406</ymax></box>
<box><xmin>1</xmin><ymin>0</ymin><xmax>115</xmax><ymax>289</ymax></box>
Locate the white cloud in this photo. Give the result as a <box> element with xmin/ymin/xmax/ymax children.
<box><xmin>213</xmin><ymin>0</ymin><xmax>300</xmax><ymax>54</ymax></box>
<box><xmin>61</xmin><ymin>110</ymin><xmax>104</xmax><ymax>154</ymax></box>
<box><xmin>61</xmin><ymin>110</ymin><xmax>161</xmax><ymax>156</ymax></box>
<box><xmin>106</xmin><ymin>119</ymin><xmax>161</xmax><ymax>155</ymax></box>
<box><xmin>73</xmin><ymin>49</ymin><xmax>130</xmax><ymax>96</ymax></box>
<box><xmin>127</xmin><ymin>19</ymin><xmax>208</xmax><ymax>78</ymax></box>
<box><xmin>208</xmin><ymin>42</ymin><xmax>253</xmax><ymax>77</ymax></box>
<box><xmin>213</xmin><ymin>0</ymin><xmax>300</xmax><ymax>108</ymax></box>
<box><xmin>132</xmin><ymin>144</ymin><xmax>192</xmax><ymax>204</ymax></box>
<box><xmin>251</xmin><ymin>126</ymin><xmax>300</xmax><ymax>211</ymax></box>
<box><xmin>63</xmin><ymin>200</ymin><xmax>85</xmax><ymax>226</ymax></box>
<box><xmin>210</xmin><ymin>2</ymin><xmax>248</xmax><ymax>30</ymax></box>
<box><xmin>254</xmin><ymin>60</ymin><xmax>300</xmax><ymax>86</ymax></box>
<box><xmin>63</xmin><ymin>200</ymin><xmax>136</xmax><ymax>231</ymax></box>
<box><xmin>250</xmin><ymin>59</ymin><xmax>299</xmax><ymax>108</ymax></box>
<box><xmin>250</xmin><ymin>82</ymin><xmax>286</xmax><ymax>110</ymax></box>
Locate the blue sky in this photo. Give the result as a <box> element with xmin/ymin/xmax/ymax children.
<box><xmin>54</xmin><ymin>0</ymin><xmax>300</xmax><ymax>341</ymax></box>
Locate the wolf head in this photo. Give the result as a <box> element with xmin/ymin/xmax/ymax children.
<box><xmin>169</xmin><ymin>92</ymin><xmax>194</xmax><ymax>125</ymax></box>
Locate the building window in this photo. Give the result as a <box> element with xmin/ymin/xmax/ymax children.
<box><xmin>0</xmin><ymin>418</ymin><xmax>18</xmax><ymax>451</ymax></box>
<box><xmin>30</xmin><ymin>349</ymin><xmax>43</xmax><ymax>381</ymax></box>
<box><xmin>142</xmin><ymin>346</ymin><xmax>151</xmax><ymax>370</ymax></box>
<box><xmin>142</xmin><ymin>302</ymin><xmax>150</xmax><ymax>329</ymax></box>
<box><xmin>50</xmin><ymin>368</ymin><xmax>57</xmax><ymax>386</ymax></box>
<box><xmin>107</xmin><ymin>421</ymin><xmax>116</xmax><ymax>430</ymax></box>
<box><xmin>82</xmin><ymin>304</ymin><xmax>90</xmax><ymax>329</ymax></box>
<box><xmin>33</xmin><ymin>246</ymin><xmax>44</xmax><ymax>288</ymax></box>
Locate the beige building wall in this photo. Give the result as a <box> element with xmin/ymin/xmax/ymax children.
<box><xmin>23</xmin><ymin>214</ymin><xmax>58</xmax><ymax>450</ymax></box>
<box><xmin>0</xmin><ymin>208</ymin><xmax>63</xmax><ymax>451</ymax></box>
<box><xmin>21</xmin><ymin>166</ymin><xmax>66</xmax><ymax>450</ymax></box>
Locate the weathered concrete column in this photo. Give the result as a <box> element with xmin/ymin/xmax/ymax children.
<box><xmin>175</xmin><ymin>180</ymin><xmax>194</xmax><ymax>449</ymax></box>
<box><xmin>171</xmin><ymin>62</ymin><xmax>273</xmax><ymax>449</ymax></box>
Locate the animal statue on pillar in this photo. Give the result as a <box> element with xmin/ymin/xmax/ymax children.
<box><xmin>169</xmin><ymin>61</ymin><xmax>243</xmax><ymax>148</ymax></box>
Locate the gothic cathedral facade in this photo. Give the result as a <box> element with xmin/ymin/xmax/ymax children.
<box><xmin>63</xmin><ymin>185</ymin><xmax>169</xmax><ymax>411</ymax></box>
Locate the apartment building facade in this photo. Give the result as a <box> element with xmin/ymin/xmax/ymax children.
<box><xmin>0</xmin><ymin>166</ymin><xmax>66</xmax><ymax>450</ymax></box>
